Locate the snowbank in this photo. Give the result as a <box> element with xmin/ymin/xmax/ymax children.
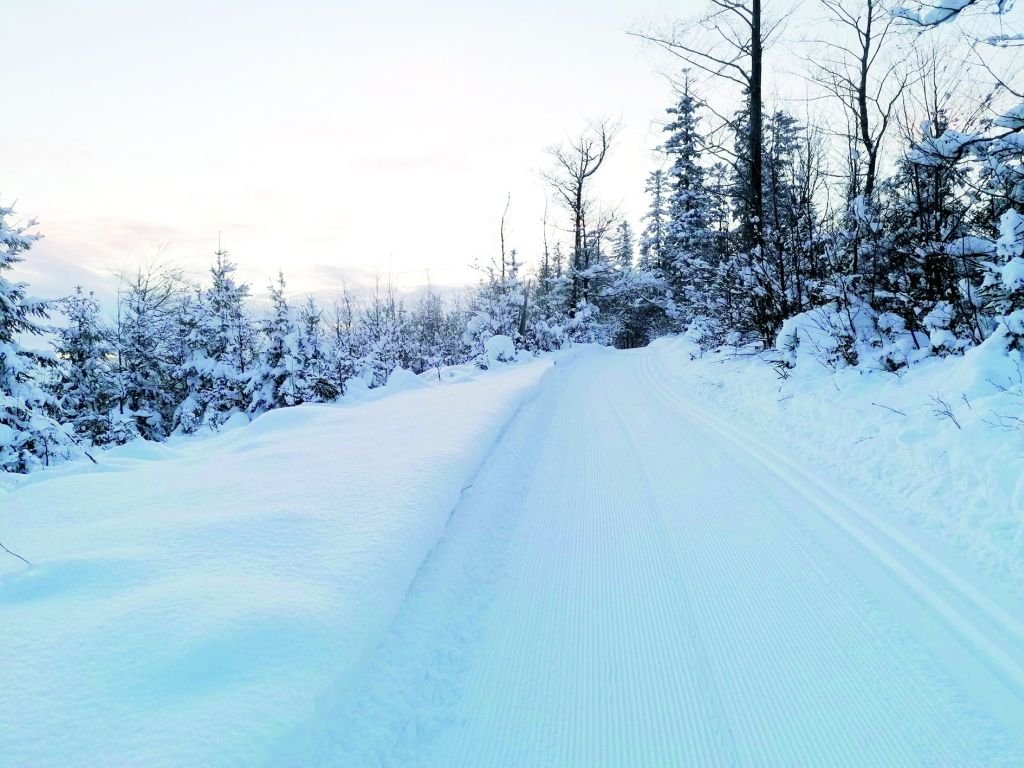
<box><xmin>0</xmin><ymin>359</ymin><xmax>553</xmax><ymax>767</ymax></box>
<box><xmin>652</xmin><ymin>335</ymin><xmax>1024</xmax><ymax>596</ymax></box>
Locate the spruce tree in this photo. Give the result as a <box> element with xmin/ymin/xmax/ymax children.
<box><xmin>661</xmin><ymin>79</ymin><xmax>717</xmax><ymax>316</ymax></box>
<box><xmin>53</xmin><ymin>287</ymin><xmax>132</xmax><ymax>446</ymax></box>
<box><xmin>612</xmin><ymin>221</ymin><xmax>635</xmax><ymax>269</ymax></box>
<box><xmin>175</xmin><ymin>250</ymin><xmax>255</xmax><ymax>431</ymax></box>
<box><xmin>249</xmin><ymin>273</ymin><xmax>303</xmax><ymax>413</ymax></box>
<box><xmin>0</xmin><ymin>205</ymin><xmax>73</xmax><ymax>471</ymax></box>
<box><xmin>639</xmin><ymin>170</ymin><xmax>669</xmax><ymax>272</ymax></box>
<box><xmin>297</xmin><ymin>296</ymin><xmax>338</xmax><ymax>401</ymax></box>
<box><xmin>112</xmin><ymin>264</ymin><xmax>184</xmax><ymax>440</ymax></box>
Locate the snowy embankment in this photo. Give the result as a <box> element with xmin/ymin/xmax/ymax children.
<box><xmin>0</xmin><ymin>357</ymin><xmax>552</xmax><ymax>767</ymax></box>
<box><xmin>653</xmin><ymin>334</ymin><xmax>1024</xmax><ymax>596</ymax></box>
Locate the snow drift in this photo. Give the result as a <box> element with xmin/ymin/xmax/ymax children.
<box><xmin>0</xmin><ymin>359</ymin><xmax>552</xmax><ymax>767</ymax></box>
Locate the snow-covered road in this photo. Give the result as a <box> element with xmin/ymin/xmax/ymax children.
<box><xmin>280</xmin><ymin>345</ymin><xmax>1024</xmax><ymax>766</ymax></box>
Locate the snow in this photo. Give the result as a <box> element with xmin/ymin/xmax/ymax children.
<box><xmin>385</xmin><ymin>366</ymin><xmax>429</xmax><ymax>392</ymax></box>
<box><xmin>4</xmin><ymin>342</ymin><xmax>1024</xmax><ymax>765</ymax></box>
<box><xmin>0</xmin><ymin>358</ymin><xmax>552</xmax><ymax>767</ymax></box>
<box><xmin>656</xmin><ymin>334</ymin><xmax>1024</xmax><ymax>596</ymax></box>
<box><xmin>272</xmin><ymin>344</ymin><xmax>1024</xmax><ymax>764</ymax></box>
<box><xmin>483</xmin><ymin>333</ymin><xmax>516</xmax><ymax>366</ymax></box>
<box><xmin>893</xmin><ymin>0</ymin><xmax>978</xmax><ymax>26</ymax></box>
<box><xmin>1001</xmin><ymin>257</ymin><xmax>1024</xmax><ymax>291</ymax></box>
<box><xmin>907</xmin><ymin>129</ymin><xmax>978</xmax><ymax>166</ymax></box>
<box><xmin>995</xmin><ymin>103</ymin><xmax>1024</xmax><ymax>131</ymax></box>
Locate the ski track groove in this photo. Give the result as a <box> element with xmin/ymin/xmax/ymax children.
<box><xmin>637</xmin><ymin>348</ymin><xmax>1022</xmax><ymax>763</ymax></box>
<box><xmin>612</xmin><ymin>374</ymin><xmax>884</xmax><ymax>765</ymax></box>
<box><xmin>275</xmin><ymin>347</ymin><xmax>1024</xmax><ymax>766</ymax></box>
<box><xmin>618</xmin><ymin>382</ymin><xmax>928</xmax><ymax>765</ymax></box>
<box><xmin>641</xmin><ymin>349</ymin><xmax>1024</xmax><ymax>687</ymax></box>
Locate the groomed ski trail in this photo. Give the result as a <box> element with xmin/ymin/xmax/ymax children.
<box><xmin>276</xmin><ymin>345</ymin><xmax>1024</xmax><ymax>767</ymax></box>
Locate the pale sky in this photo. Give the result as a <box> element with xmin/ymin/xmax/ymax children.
<box><xmin>15</xmin><ymin>1</ymin><xmax>995</xmax><ymax>306</ymax></box>
<box><xmin>6</xmin><ymin>0</ymin><xmax>719</xmax><ymax>303</ymax></box>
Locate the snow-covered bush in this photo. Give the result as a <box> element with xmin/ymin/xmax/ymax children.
<box><xmin>483</xmin><ymin>334</ymin><xmax>517</xmax><ymax>367</ymax></box>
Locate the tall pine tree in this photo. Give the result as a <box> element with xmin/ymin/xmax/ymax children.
<box><xmin>0</xmin><ymin>206</ymin><xmax>72</xmax><ymax>471</ymax></box>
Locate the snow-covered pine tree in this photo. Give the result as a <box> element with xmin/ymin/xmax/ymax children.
<box><xmin>297</xmin><ymin>295</ymin><xmax>339</xmax><ymax>401</ymax></box>
<box><xmin>175</xmin><ymin>250</ymin><xmax>255</xmax><ymax>432</ymax></box>
<box><xmin>662</xmin><ymin>77</ymin><xmax>716</xmax><ymax>313</ymax></box>
<box><xmin>249</xmin><ymin>273</ymin><xmax>303</xmax><ymax>413</ymax></box>
<box><xmin>111</xmin><ymin>264</ymin><xmax>185</xmax><ymax>440</ymax></box>
<box><xmin>326</xmin><ymin>292</ymin><xmax>359</xmax><ymax>394</ymax></box>
<box><xmin>171</xmin><ymin>288</ymin><xmax>209</xmax><ymax>433</ymax></box>
<box><xmin>357</xmin><ymin>279</ymin><xmax>412</xmax><ymax>386</ymax></box>
<box><xmin>527</xmin><ymin>232</ymin><xmax>570</xmax><ymax>352</ymax></box>
<box><xmin>883</xmin><ymin>104</ymin><xmax>983</xmax><ymax>353</ymax></box>
<box><xmin>0</xmin><ymin>205</ymin><xmax>73</xmax><ymax>472</ymax></box>
<box><xmin>52</xmin><ymin>287</ymin><xmax>133</xmax><ymax>446</ymax></box>
<box><xmin>985</xmin><ymin>208</ymin><xmax>1024</xmax><ymax>347</ymax></box>
<box><xmin>612</xmin><ymin>221</ymin><xmax>635</xmax><ymax>269</ymax></box>
<box><xmin>408</xmin><ymin>288</ymin><xmax>449</xmax><ymax>376</ymax></box>
<box><xmin>435</xmin><ymin>294</ymin><xmax>469</xmax><ymax>369</ymax></box>
<box><xmin>639</xmin><ymin>169</ymin><xmax>669</xmax><ymax>272</ymax></box>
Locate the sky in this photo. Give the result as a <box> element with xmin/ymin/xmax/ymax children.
<box><xmin>4</xmin><ymin>0</ymin><xmax>711</xmax><ymax>304</ymax></box>
<box><xmin>9</xmin><ymin>0</ymin><xmax>1010</xmax><ymax>308</ymax></box>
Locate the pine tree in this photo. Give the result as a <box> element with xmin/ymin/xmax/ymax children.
<box><xmin>249</xmin><ymin>273</ymin><xmax>303</xmax><ymax>413</ymax></box>
<box><xmin>464</xmin><ymin>251</ymin><xmax>527</xmax><ymax>365</ymax></box>
<box><xmin>111</xmin><ymin>264</ymin><xmax>185</xmax><ymax>440</ymax></box>
<box><xmin>0</xmin><ymin>205</ymin><xmax>73</xmax><ymax>472</ymax></box>
<box><xmin>528</xmin><ymin>244</ymin><xmax>571</xmax><ymax>353</ymax></box>
<box><xmin>612</xmin><ymin>221</ymin><xmax>635</xmax><ymax>269</ymax></box>
<box><xmin>661</xmin><ymin>79</ymin><xmax>718</xmax><ymax>317</ymax></box>
<box><xmin>326</xmin><ymin>292</ymin><xmax>359</xmax><ymax>394</ymax></box>
<box><xmin>297</xmin><ymin>296</ymin><xmax>339</xmax><ymax>401</ymax></box>
<box><xmin>52</xmin><ymin>287</ymin><xmax>132</xmax><ymax>446</ymax></box>
<box><xmin>639</xmin><ymin>170</ymin><xmax>669</xmax><ymax>272</ymax></box>
<box><xmin>985</xmin><ymin>208</ymin><xmax>1024</xmax><ymax>348</ymax></box>
<box><xmin>357</xmin><ymin>279</ymin><xmax>412</xmax><ymax>385</ymax></box>
<box><xmin>882</xmin><ymin>111</ymin><xmax>982</xmax><ymax>352</ymax></box>
<box><xmin>175</xmin><ymin>249</ymin><xmax>256</xmax><ymax>431</ymax></box>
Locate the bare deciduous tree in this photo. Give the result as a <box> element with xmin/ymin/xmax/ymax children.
<box><xmin>544</xmin><ymin>120</ymin><xmax>616</xmax><ymax>311</ymax></box>
<box><xmin>809</xmin><ymin>0</ymin><xmax>910</xmax><ymax>199</ymax></box>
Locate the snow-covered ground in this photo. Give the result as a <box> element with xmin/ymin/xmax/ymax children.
<box><xmin>0</xmin><ymin>358</ymin><xmax>552</xmax><ymax>767</ymax></box>
<box><xmin>271</xmin><ymin>343</ymin><xmax>1024</xmax><ymax>766</ymax></box>
<box><xmin>657</xmin><ymin>334</ymin><xmax>1024</xmax><ymax>597</ymax></box>
<box><xmin>4</xmin><ymin>340</ymin><xmax>1024</xmax><ymax>766</ymax></box>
